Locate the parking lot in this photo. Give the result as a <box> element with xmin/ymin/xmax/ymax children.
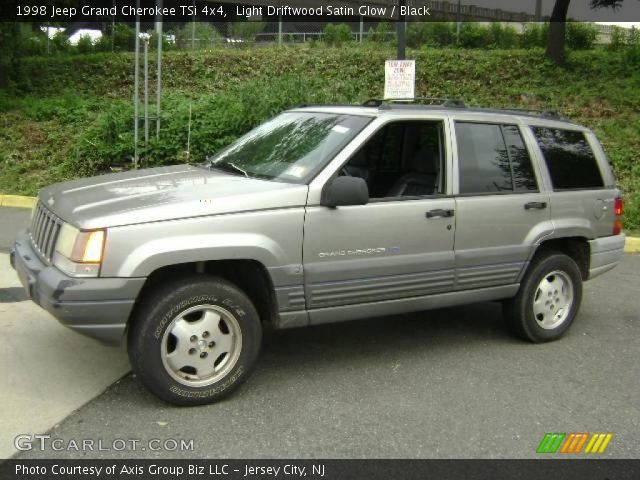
<box><xmin>1</xmin><ymin>206</ymin><xmax>639</xmax><ymax>459</ymax></box>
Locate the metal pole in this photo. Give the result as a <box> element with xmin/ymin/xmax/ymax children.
<box><xmin>186</xmin><ymin>103</ymin><xmax>192</xmax><ymax>162</ymax></box>
<box><xmin>46</xmin><ymin>24</ymin><xmax>50</xmax><ymax>54</ymax></box>
<box><xmin>134</xmin><ymin>4</ymin><xmax>140</xmax><ymax>168</ymax></box>
<box><xmin>359</xmin><ymin>15</ymin><xmax>363</xmax><ymax>42</ymax></box>
<box><xmin>397</xmin><ymin>0</ymin><xmax>406</xmax><ymax>60</ymax></box>
<box><xmin>456</xmin><ymin>0</ymin><xmax>462</xmax><ymax>44</ymax></box>
<box><xmin>111</xmin><ymin>0</ymin><xmax>115</xmax><ymax>52</ymax></box>
<box><xmin>191</xmin><ymin>0</ymin><xmax>196</xmax><ymax>50</ymax></box>
<box><xmin>278</xmin><ymin>15</ymin><xmax>283</xmax><ymax>46</ymax></box>
<box><xmin>144</xmin><ymin>37</ymin><xmax>149</xmax><ymax>146</ymax></box>
<box><xmin>156</xmin><ymin>0</ymin><xmax>163</xmax><ymax>139</ymax></box>
<box><xmin>535</xmin><ymin>0</ymin><xmax>543</xmax><ymax>21</ymax></box>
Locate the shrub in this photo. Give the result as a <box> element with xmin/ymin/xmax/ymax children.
<box><xmin>175</xmin><ymin>23</ymin><xmax>221</xmax><ymax>50</ymax></box>
<box><xmin>489</xmin><ymin>23</ymin><xmax>519</xmax><ymax>49</ymax></box>
<box><xmin>459</xmin><ymin>23</ymin><xmax>489</xmax><ymax>49</ymax></box>
<box><xmin>367</xmin><ymin>22</ymin><xmax>392</xmax><ymax>43</ymax></box>
<box><xmin>521</xmin><ymin>23</ymin><xmax>548</xmax><ymax>49</ymax></box>
<box><xmin>111</xmin><ymin>23</ymin><xmax>136</xmax><ymax>51</ymax></box>
<box><xmin>21</xmin><ymin>24</ymin><xmax>48</xmax><ymax>56</ymax></box>
<box><xmin>323</xmin><ymin>24</ymin><xmax>353</xmax><ymax>47</ymax></box>
<box><xmin>566</xmin><ymin>22</ymin><xmax>598</xmax><ymax>50</ymax></box>
<box><xmin>229</xmin><ymin>22</ymin><xmax>266</xmax><ymax>42</ymax></box>
<box><xmin>76</xmin><ymin>34</ymin><xmax>94</xmax><ymax>54</ymax></box>
<box><xmin>629</xmin><ymin>26</ymin><xmax>639</xmax><ymax>47</ymax></box>
<box><xmin>608</xmin><ymin>26</ymin><xmax>627</xmax><ymax>51</ymax></box>
<box><xmin>51</xmin><ymin>30</ymin><xmax>71</xmax><ymax>54</ymax></box>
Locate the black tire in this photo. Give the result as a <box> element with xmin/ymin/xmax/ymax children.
<box><xmin>503</xmin><ymin>252</ymin><xmax>583</xmax><ymax>343</ymax></box>
<box><xmin>128</xmin><ymin>275</ymin><xmax>262</xmax><ymax>406</ymax></box>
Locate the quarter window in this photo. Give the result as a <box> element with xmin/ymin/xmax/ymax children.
<box><xmin>532</xmin><ymin>127</ymin><xmax>604</xmax><ymax>190</ymax></box>
<box><xmin>456</xmin><ymin>122</ymin><xmax>538</xmax><ymax>195</ymax></box>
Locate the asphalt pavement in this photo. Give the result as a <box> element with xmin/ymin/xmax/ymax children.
<box><xmin>2</xmin><ymin>206</ymin><xmax>639</xmax><ymax>459</ymax></box>
<box><xmin>0</xmin><ymin>207</ymin><xmax>130</xmax><ymax>459</ymax></box>
<box><xmin>0</xmin><ymin>207</ymin><xmax>31</xmax><ymax>253</ymax></box>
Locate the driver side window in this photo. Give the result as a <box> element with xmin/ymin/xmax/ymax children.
<box><xmin>342</xmin><ymin>120</ymin><xmax>446</xmax><ymax>199</ymax></box>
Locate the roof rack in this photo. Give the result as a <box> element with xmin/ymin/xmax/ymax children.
<box><xmin>487</xmin><ymin>107</ymin><xmax>565</xmax><ymax>121</ymax></box>
<box><xmin>296</xmin><ymin>100</ymin><xmax>570</xmax><ymax>122</ymax></box>
<box><xmin>363</xmin><ymin>98</ymin><xmax>466</xmax><ymax>108</ymax></box>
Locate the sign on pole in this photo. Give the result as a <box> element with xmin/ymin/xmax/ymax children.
<box><xmin>384</xmin><ymin>60</ymin><xmax>416</xmax><ymax>100</ymax></box>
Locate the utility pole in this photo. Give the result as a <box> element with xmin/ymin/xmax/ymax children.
<box><xmin>143</xmin><ymin>34</ymin><xmax>150</xmax><ymax>147</ymax></box>
<box><xmin>397</xmin><ymin>0</ymin><xmax>406</xmax><ymax>60</ymax></box>
<box><xmin>456</xmin><ymin>0</ymin><xmax>462</xmax><ymax>44</ymax></box>
<box><xmin>111</xmin><ymin>0</ymin><xmax>115</xmax><ymax>52</ymax></box>
<box><xmin>156</xmin><ymin>0</ymin><xmax>163</xmax><ymax>139</ymax></box>
<box><xmin>191</xmin><ymin>0</ymin><xmax>196</xmax><ymax>50</ymax></box>
<box><xmin>133</xmin><ymin>1</ymin><xmax>140</xmax><ymax>168</ymax></box>
<box><xmin>535</xmin><ymin>0</ymin><xmax>543</xmax><ymax>21</ymax></box>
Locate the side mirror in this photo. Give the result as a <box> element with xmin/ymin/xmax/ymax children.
<box><xmin>320</xmin><ymin>176</ymin><xmax>369</xmax><ymax>208</ymax></box>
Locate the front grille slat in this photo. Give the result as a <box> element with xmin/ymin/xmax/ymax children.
<box><xmin>36</xmin><ymin>210</ymin><xmax>48</xmax><ymax>251</ymax></box>
<box><xmin>41</xmin><ymin>213</ymin><xmax>54</xmax><ymax>259</ymax></box>
<box><xmin>34</xmin><ymin>208</ymin><xmax>46</xmax><ymax>248</ymax></box>
<box><xmin>29</xmin><ymin>202</ymin><xmax>63</xmax><ymax>263</ymax></box>
<box><xmin>45</xmin><ymin>222</ymin><xmax>61</xmax><ymax>260</ymax></box>
<box><xmin>33</xmin><ymin>206</ymin><xmax>44</xmax><ymax>246</ymax></box>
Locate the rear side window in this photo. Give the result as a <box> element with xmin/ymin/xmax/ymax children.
<box><xmin>532</xmin><ymin>127</ymin><xmax>604</xmax><ymax>190</ymax></box>
<box><xmin>456</xmin><ymin>122</ymin><xmax>538</xmax><ymax>195</ymax></box>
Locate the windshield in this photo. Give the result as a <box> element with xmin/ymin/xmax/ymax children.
<box><xmin>207</xmin><ymin>112</ymin><xmax>371</xmax><ymax>184</ymax></box>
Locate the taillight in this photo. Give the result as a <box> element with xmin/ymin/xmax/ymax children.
<box><xmin>614</xmin><ymin>197</ymin><xmax>623</xmax><ymax>217</ymax></box>
<box><xmin>613</xmin><ymin>197</ymin><xmax>623</xmax><ymax>235</ymax></box>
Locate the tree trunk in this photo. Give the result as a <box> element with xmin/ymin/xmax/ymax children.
<box><xmin>545</xmin><ymin>0</ymin><xmax>571</xmax><ymax>65</ymax></box>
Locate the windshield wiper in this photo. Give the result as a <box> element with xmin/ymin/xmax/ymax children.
<box><xmin>209</xmin><ymin>161</ymin><xmax>249</xmax><ymax>178</ymax></box>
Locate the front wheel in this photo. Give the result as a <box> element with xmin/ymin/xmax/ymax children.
<box><xmin>128</xmin><ymin>275</ymin><xmax>262</xmax><ymax>405</ymax></box>
<box><xmin>503</xmin><ymin>252</ymin><xmax>583</xmax><ymax>343</ymax></box>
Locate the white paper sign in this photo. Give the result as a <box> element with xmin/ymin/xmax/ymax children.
<box><xmin>384</xmin><ymin>60</ymin><xmax>416</xmax><ymax>100</ymax></box>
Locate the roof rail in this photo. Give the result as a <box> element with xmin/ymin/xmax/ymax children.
<box><xmin>297</xmin><ymin>100</ymin><xmax>570</xmax><ymax>122</ymax></box>
<box><xmin>489</xmin><ymin>107</ymin><xmax>565</xmax><ymax>120</ymax></box>
<box><xmin>363</xmin><ymin>98</ymin><xmax>466</xmax><ymax>108</ymax></box>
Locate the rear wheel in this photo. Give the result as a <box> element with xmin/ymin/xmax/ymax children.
<box><xmin>128</xmin><ymin>275</ymin><xmax>262</xmax><ymax>405</ymax></box>
<box><xmin>503</xmin><ymin>252</ymin><xmax>583</xmax><ymax>343</ymax></box>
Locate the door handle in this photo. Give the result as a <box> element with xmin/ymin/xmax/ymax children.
<box><xmin>524</xmin><ymin>202</ymin><xmax>548</xmax><ymax>210</ymax></box>
<box><xmin>426</xmin><ymin>209</ymin><xmax>454</xmax><ymax>219</ymax></box>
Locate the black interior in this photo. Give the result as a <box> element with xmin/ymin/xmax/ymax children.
<box><xmin>342</xmin><ymin>121</ymin><xmax>445</xmax><ymax>199</ymax></box>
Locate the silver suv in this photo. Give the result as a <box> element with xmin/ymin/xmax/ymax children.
<box><xmin>10</xmin><ymin>100</ymin><xmax>626</xmax><ymax>405</ymax></box>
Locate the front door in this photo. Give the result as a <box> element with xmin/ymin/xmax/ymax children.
<box><xmin>302</xmin><ymin>119</ymin><xmax>456</xmax><ymax>315</ymax></box>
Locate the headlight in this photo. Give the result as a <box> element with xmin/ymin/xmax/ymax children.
<box><xmin>53</xmin><ymin>224</ymin><xmax>105</xmax><ymax>277</ymax></box>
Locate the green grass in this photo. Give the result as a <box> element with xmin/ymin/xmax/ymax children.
<box><xmin>0</xmin><ymin>46</ymin><xmax>639</xmax><ymax>228</ymax></box>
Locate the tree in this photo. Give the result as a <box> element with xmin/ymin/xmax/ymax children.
<box><xmin>546</xmin><ymin>0</ymin><xmax>626</xmax><ymax>64</ymax></box>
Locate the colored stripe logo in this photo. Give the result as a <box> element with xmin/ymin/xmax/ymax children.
<box><xmin>537</xmin><ymin>433</ymin><xmax>613</xmax><ymax>454</ymax></box>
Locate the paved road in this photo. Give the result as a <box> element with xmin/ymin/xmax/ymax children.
<box><xmin>0</xmin><ymin>208</ymin><xmax>129</xmax><ymax>459</ymax></box>
<box><xmin>0</xmin><ymin>207</ymin><xmax>30</xmax><ymax>253</ymax></box>
<box><xmin>16</xmin><ymin>255</ymin><xmax>640</xmax><ymax>459</ymax></box>
<box><xmin>2</xmin><ymin>206</ymin><xmax>638</xmax><ymax>459</ymax></box>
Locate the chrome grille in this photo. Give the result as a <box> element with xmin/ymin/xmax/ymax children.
<box><xmin>29</xmin><ymin>202</ymin><xmax>63</xmax><ymax>263</ymax></box>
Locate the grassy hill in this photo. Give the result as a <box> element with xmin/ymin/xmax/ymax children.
<box><xmin>0</xmin><ymin>46</ymin><xmax>638</xmax><ymax>228</ymax></box>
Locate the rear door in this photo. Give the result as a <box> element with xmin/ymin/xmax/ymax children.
<box><xmin>451</xmin><ymin>118</ymin><xmax>553</xmax><ymax>290</ymax></box>
<box><xmin>529</xmin><ymin>126</ymin><xmax>617</xmax><ymax>239</ymax></box>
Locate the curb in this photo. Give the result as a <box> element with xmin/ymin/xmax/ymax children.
<box><xmin>0</xmin><ymin>195</ymin><xmax>37</xmax><ymax>209</ymax></box>
<box><xmin>1</xmin><ymin>194</ymin><xmax>639</xmax><ymax>253</ymax></box>
<box><xmin>626</xmin><ymin>236</ymin><xmax>640</xmax><ymax>254</ymax></box>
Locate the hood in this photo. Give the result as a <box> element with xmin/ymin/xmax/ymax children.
<box><xmin>39</xmin><ymin>165</ymin><xmax>309</xmax><ymax>230</ymax></box>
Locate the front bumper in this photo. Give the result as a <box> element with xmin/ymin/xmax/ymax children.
<box><xmin>10</xmin><ymin>230</ymin><xmax>146</xmax><ymax>344</ymax></box>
